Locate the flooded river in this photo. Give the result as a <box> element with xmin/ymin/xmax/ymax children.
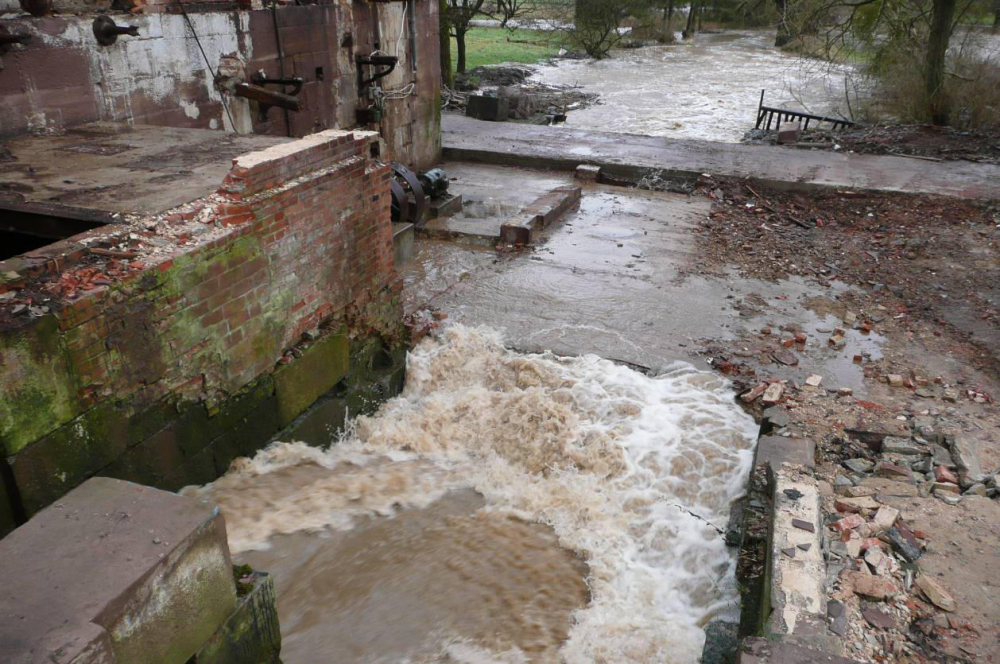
<box><xmin>186</xmin><ymin>326</ymin><xmax>758</xmax><ymax>663</ymax></box>
<box><xmin>532</xmin><ymin>30</ymin><xmax>853</xmax><ymax>142</ymax></box>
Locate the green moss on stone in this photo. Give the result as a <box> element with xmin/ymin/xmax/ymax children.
<box><xmin>0</xmin><ymin>317</ymin><xmax>82</xmax><ymax>456</ymax></box>
<box><xmin>273</xmin><ymin>333</ymin><xmax>350</xmax><ymax>427</ymax></box>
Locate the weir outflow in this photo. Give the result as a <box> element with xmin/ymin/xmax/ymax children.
<box><xmin>185</xmin><ymin>326</ymin><xmax>759</xmax><ymax>663</ymax></box>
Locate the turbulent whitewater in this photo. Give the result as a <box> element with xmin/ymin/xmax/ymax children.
<box><xmin>184</xmin><ymin>325</ymin><xmax>758</xmax><ymax>663</ymax></box>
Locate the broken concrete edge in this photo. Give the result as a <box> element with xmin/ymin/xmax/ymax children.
<box><xmin>499</xmin><ymin>185</ymin><xmax>582</xmax><ymax>245</ymax></box>
<box><xmin>443</xmin><ymin>145</ymin><xmax>951</xmax><ymax>200</ymax></box>
<box><xmin>738</xmin><ymin>636</ymin><xmax>865</xmax><ymax>663</ymax></box>
<box><xmin>733</xmin><ymin>415</ymin><xmax>859</xmax><ymax>661</ymax></box>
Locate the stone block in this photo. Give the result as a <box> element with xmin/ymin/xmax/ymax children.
<box><xmin>701</xmin><ymin>620</ymin><xmax>739</xmax><ymax>664</ymax></box>
<box><xmin>575</xmin><ymin>164</ymin><xmax>602</xmax><ymax>181</ymax></box>
<box><xmin>273</xmin><ymin>333</ymin><xmax>350</xmax><ymax>427</ymax></box>
<box><xmin>194</xmin><ymin>572</ymin><xmax>281</xmax><ymax>664</ymax></box>
<box><xmin>429</xmin><ymin>193</ymin><xmax>464</xmax><ymax>219</ymax></box>
<box><xmin>0</xmin><ymin>316</ymin><xmax>84</xmax><ymax>457</ymax></box>
<box><xmin>392</xmin><ymin>222</ymin><xmax>415</xmax><ymax>268</ymax></box>
<box><xmin>466</xmin><ymin>95</ymin><xmax>509</xmax><ymax>122</ymax></box>
<box><xmin>777</xmin><ymin>122</ymin><xmax>802</xmax><ymax>145</ymax></box>
<box><xmin>754</xmin><ymin>435</ymin><xmax>815</xmax><ymax>473</ymax></box>
<box><xmin>500</xmin><ymin>185</ymin><xmax>582</xmax><ymax>245</ymax></box>
<box><xmin>738</xmin><ymin>637</ymin><xmax>864</xmax><ymax>663</ymax></box>
<box><xmin>0</xmin><ymin>477</ymin><xmax>238</xmax><ymax>664</ymax></box>
<box><xmin>282</xmin><ymin>395</ymin><xmax>348</xmax><ymax>447</ymax></box>
<box><xmin>10</xmin><ymin>402</ymin><xmax>131</xmax><ymax>515</ymax></box>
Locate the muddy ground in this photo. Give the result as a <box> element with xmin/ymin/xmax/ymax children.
<box><xmin>748</xmin><ymin>124</ymin><xmax>1000</xmax><ymax>165</ymax></box>
<box><xmin>692</xmin><ymin>177</ymin><xmax>1000</xmax><ymax>662</ymax></box>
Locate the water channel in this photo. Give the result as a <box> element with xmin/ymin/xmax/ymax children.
<box><xmin>187</xmin><ymin>327</ymin><xmax>758</xmax><ymax>662</ymax></box>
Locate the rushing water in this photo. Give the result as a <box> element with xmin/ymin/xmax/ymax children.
<box><xmin>186</xmin><ymin>326</ymin><xmax>758</xmax><ymax>663</ymax></box>
<box><xmin>531</xmin><ymin>30</ymin><xmax>853</xmax><ymax>142</ymax></box>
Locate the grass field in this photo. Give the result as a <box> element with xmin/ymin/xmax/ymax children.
<box><xmin>451</xmin><ymin>27</ymin><xmax>566</xmax><ymax>72</ymax></box>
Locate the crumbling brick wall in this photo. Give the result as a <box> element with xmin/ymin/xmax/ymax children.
<box><xmin>0</xmin><ymin>129</ymin><xmax>405</xmax><ymax>528</ymax></box>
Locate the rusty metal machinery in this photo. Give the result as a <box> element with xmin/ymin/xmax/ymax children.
<box><xmin>242</xmin><ymin>70</ymin><xmax>304</xmax><ymax>121</ymax></box>
<box><xmin>390</xmin><ymin>163</ymin><xmax>426</xmax><ymax>227</ymax></box>
<box><xmin>417</xmin><ymin>169</ymin><xmax>449</xmax><ymax>199</ymax></box>
<box><xmin>92</xmin><ymin>16</ymin><xmax>139</xmax><ymax>46</ymax></box>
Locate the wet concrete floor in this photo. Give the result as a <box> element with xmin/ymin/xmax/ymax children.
<box><xmin>443</xmin><ymin>115</ymin><xmax>1000</xmax><ymax>200</ymax></box>
<box><xmin>406</xmin><ymin>162</ymin><xmax>882</xmax><ymax>395</ymax></box>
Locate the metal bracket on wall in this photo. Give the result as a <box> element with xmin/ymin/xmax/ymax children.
<box><xmin>356</xmin><ymin>54</ymin><xmax>398</xmax><ymax>96</ymax></box>
<box><xmin>92</xmin><ymin>16</ymin><xmax>139</xmax><ymax>46</ymax></box>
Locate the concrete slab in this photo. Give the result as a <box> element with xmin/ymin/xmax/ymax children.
<box><xmin>419</xmin><ymin>162</ymin><xmax>574</xmax><ymax>246</ymax></box>
<box><xmin>0</xmin><ymin>477</ymin><xmax>237</xmax><ymax>664</ymax></box>
<box><xmin>402</xmin><ymin>165</ymin><xmax>836</xmax><ymax>370</ymax></box>
<box><xmin>739</xmin><ymin>637</ymin><xmax>865</xmax><ymax>663</ymax></box>
<box><xmin>0</xmin><ymin>123</ymin><xmax>287</xmax><ymax>216</ymax></box>
<box><xmin>755</xmin><ymin>436</ymin><xmax>816</xmax><ymax>473</ymax></box>
<box><xmin>444</xmin><ymin>114</ymin><xmax>1000</xmax><ymax>200</ymax></box>
<box><xmin>767</xmin><ymin>467</ymin><xmax>832</xmax><ymax>651</ymax></box>
<box><xmin>393</xmin><ymin>222</ymin><xmax>415</xmax><ymax>267</ymax></box>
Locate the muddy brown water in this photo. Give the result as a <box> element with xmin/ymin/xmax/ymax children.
<box><xmin>186</xmin><ymin>326</ymin><xmax>759</xmax><ymax>663</ymax></box>
<box><xmin>239</xmin><ymin>488</ymin><xmax>590</xmax><ymax>663</ymax></box>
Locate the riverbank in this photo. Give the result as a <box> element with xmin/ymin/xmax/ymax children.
<box><xmin>451</xmin><ymin>27</ymin><xmax>566</xmax><ymax>73</ymax></box>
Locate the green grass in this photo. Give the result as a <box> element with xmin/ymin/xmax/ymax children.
<box><xmin>452</xmin><ymin>27</ymin><xmax>566</xmax><ymax>73</ymax></box>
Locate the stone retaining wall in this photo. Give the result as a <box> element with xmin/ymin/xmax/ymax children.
<box><xmin>0</xmin><ymin>129</ymin><xmax>406</xmax><ymax>533</ymax></box>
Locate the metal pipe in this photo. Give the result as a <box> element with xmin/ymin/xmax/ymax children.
<box><xmin>234</xmin><ymin>83</ymin><xmax>304</xmax><ymax>112</ymax></box>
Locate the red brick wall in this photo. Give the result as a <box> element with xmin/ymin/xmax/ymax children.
<box><xmin>55</xmin><ymin>130</ymin><xmax>398</xmax><ymax>412</ymax></box>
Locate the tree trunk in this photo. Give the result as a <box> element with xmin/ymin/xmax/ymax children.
<box><xmin>683</xmin><ymin>0</ymin><xmax>698</xmax><ymax>38</ymax></box>
<box><xmin>773</xmin><ymin>0</ymin><xmax>791</xmax><ymax>47</ymax></box>
<box><xmin>993</xmin><ymin>0</ymin><xmax>999</xmax><ymax>33</ymax></box>
<box><xmin>440</xmin><ymin>0</ymin><xmax>454</xmax><ymax>87</ymax></box>
<box><xmin>456</xmin><ymin>26</ymin><xmax>468</xmax><ymax>73</ymax></box>
<box><xmin>697</xmin><ymin>1</ymin><xmax>704</xmax><ymax>31</ymax></box>
<box><xmin>926</xmin><ymin>0</ymin><xmax>957</xmax><ymax>125</ymax></box>
<box><xmin>667</xmin><ymin>0</ymin><xmax>674</xmax><ymax>26</ymax></box>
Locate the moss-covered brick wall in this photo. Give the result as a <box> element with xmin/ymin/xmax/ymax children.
<box><xmin>0</xmin><ymin>130</ymin><xmax>406</xmax><ymax>531</ymax></box>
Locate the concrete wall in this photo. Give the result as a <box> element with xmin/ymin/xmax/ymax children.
<box><xmin>0</xmin><ymin>129</ymin><xmax>407</xmax><ymax>530</ymax></box>
<box><xmin>0</xmin><ymin>1</ymin><xmax>441</xmax><ymax>169</ymax></box>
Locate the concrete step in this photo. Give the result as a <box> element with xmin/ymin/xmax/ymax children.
<box><xmin>393</xmin><ymin>222</ymin><xmax>415</xmax><ymax>267</ymax></box>
<box><xmin>0</xmin><ymin>477</ymin><xmax>241</xmax><ymax>664</ymax></box>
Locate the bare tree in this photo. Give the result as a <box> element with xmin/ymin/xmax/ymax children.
<box><xmin>791</xmin><ymin>0</ymin><xmax>981</xmax><ymax>125</ymax></box>
<box><xmin>446</xmin><ymin>0</ymin><xmax>487</xmax><ymax>73</ymax></box>
<box><xmin>487</xmin><ymin>0</ymin><xmax>537</xmax><ymax>28</ymax></box>
<box><xmin>683</xmin><ymin>0</ymin><xmax>700</xmax><ymax>37</ymax></box>
<box><xmin>440</xmin><ymin>0</ymin><xmax>454</xmax><ymax>86</ymax></box>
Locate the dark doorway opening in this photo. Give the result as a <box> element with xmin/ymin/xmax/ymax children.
<box><xmin>0</xmin><ymin>203</ymin><xmax>110</xmax><ymax>261</ymax></box>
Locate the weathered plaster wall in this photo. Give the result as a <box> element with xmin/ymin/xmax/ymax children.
<box><xmin>0</xmin><ymin>129</ymin><xmax>406</xmax><ymax>530</ymax></box>
<box><xmin>0</xmin><ymin>0</ymin><xmax>441</xmax><ymax>169</ymax></box>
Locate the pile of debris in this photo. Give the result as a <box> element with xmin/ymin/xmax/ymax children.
<box><xmin>744</xmin><ymin>123</ymin><xmax>1000</xmax><ymax>165</ymax></box>
<box><xmin>453</xmin><ymin>65</ymin><xmax>534</xmax><ymax>92</ymax></box>
<box><xmin>689</xmin><ymin>176</ymin><xmax>1000</xmax><ymax>373</ymax></box>
<box><xmin>445</xmin><ymin>65</ymin><xmax>599</xmax><ymax>124</ymax></box>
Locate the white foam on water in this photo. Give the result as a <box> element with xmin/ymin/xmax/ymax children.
<box><xmin>186</xmin><ymin>325</ymin><xmax>758</xmax><ymax>663</ymax></box>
